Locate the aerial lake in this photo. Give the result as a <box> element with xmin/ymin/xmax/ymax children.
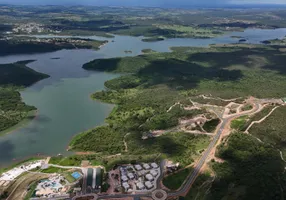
<box><xmin>0</xmin><ymin>28</ymin><xmax>286</xmax><ymax>167</ymax></box>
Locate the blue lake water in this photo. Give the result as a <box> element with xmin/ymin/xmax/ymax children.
<box><xmin>0</xmin><ymin>28</ymin><xmax>285</xmax><ymax>167</ymax></box>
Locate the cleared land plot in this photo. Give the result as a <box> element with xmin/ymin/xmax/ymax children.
<box><xmin>6</xmin><ymin>173</ymin><xmax>48</xmax><ymax>200</ymax></box>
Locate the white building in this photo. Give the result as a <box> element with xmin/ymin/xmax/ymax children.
<box><xmin>145</xmin><ymin>174</ymin><xmax>154</xmax><ymax>181</ymax></box>
<box><xmin>134</xmin><ymin>164</ymin><xmax>142</xmax><ymax>171</ymax></box>
<box><xmin>127</xmin><ymin>173</ymin><xmax>134</xmax><ymax>179</ymax></box>
<box><xmin>121</xmin><ymin>175</ymin><xmax>128</xmax><ymax>182</ymax></box>
<box><xmin>150</xmin><ymin>170</ymin><xmax>158</xmax><ymax>177</ymax></box>
<box><xmin>145</xmin><ymin>181</ymin><xmax>153</xmax><ymax>189</ymax></box>
<box><xmin>122</xmin><ymin>182</ymin><xmax>130</xmax><ymax>190</ymax></box>
<box><xmin>136</xmin><ymin>182</ymin><xmax>144</xmax><ymax>190</ymax></box>
<box><xmin>143</xmin><ymin>163</ymin><xmax>151</xmax><ymax>170</ymax></box>
<box><xmin>151</xmin><ymin>163</ymin><xmax>159</xmax><ymax>168</ymax></box>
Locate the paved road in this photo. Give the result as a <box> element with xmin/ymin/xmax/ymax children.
<box><xmin>75</xmin><ymin>103</ymin><xmax>260</xmax><ymax>200</ymax></box>
<box><xmin>168</xmin><ymin>102</ymin><xmax>260</xmax><ymax>197</ymax></box>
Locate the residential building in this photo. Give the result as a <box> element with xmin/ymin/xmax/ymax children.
<box><xmin>145</xmin><ymin>174</ymin><xmax>154</xmax><ymax>181</ymax></box>
<box><xmin>136</xmin><ymin>182</ymin><xmax>144</xmax><ymax>190</ymax></box>
<box><xmin>145</xmin><ymin>181</ymin><xmax>153</xmax><ymax>189</ymax></box>
<box><xmin>143</xmin><ymin>163</ymin><xmax>151</xmax><ymax>170</ymax></box>
<box><xmin>121</xmin><ymin>175</ymin><xmax>128</xmax><ymax>182</ymax></box>
<box><xmin>134</xmin><ymin>164</ymin><xmax>142</xmax><ymax>171</ymax></box>
<box><xmin>151</xmin><ymin>163</ymin><xmax>159</xmax><ymax>169</ymax></box>
<box><xmin>150</xmin><ymin>170</ymin><xmax>158</xmax><ymax>177</ymax></box>
<box><xmin>127</xmin><ymin>173</ymin><xmax>134</xmax><ymax>179</ymax></box>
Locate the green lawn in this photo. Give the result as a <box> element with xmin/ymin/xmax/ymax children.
<box><xmin>64</xmin><ymin>173</ymin><xmax>76</xmax><ymax>183</ymax></box>
<box><xmin>41</xmin><ymin>166</ymin><xmax>68</xmax><ymax>173</ymax></box>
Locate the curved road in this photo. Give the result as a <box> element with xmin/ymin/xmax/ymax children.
<box><xmin>75</xmin><ymin>103</ymin><xmax>261</xmax><ymax>200</ymax></box>
<box><xmin>168</xmin><ymin>102</ymin><xmax>260</xmax><ymax>197</ymax></box>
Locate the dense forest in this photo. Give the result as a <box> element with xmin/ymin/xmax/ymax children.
<box><xmin>179</xmin><ymin>133</ymin><xmax>286</xmax><ymax>200</ymax></box>
<box><xmin>249</xmin><ymin>106</ymin><xmax>286</xmax><ymax>159</ymax></box>
<box><xmin>0</xmin><ymin>61</ymin><xmax>49</xmax><ymax>132</ymax></box>
<box><xmin>84</xmin><ymin>44</ymin><xmax>286</xmax><ymax>98</ymax></box>
<box><xmin>208</xmin><ymin>133</ymin><xmax>285</xmax><ymax>200</ymax></box>
<box><xmin>0</xmin><ymin>60</ymin><xmax>49</xmax><ymax>86</ymax></box>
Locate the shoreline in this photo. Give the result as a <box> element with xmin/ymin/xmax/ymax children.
<box><xmin>0</xmin><ymin>109</ymin><xmax>38</xmax><ymax>137</ymax></box>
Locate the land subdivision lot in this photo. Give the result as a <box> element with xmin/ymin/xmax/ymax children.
<box><xmin>6</xmin><ymin>173</ymin><xmax>49</xmax><ymax>200</ymax></box>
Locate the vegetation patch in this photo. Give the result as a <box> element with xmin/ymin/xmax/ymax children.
<box><xmin>231</xmin><ymin>116</ymin><xmax>248</xmax><ymax>130</ymax></box>
<box><xmin>203</xmin><ymin>118</ymin><xmax>221</xmax><ymax>133</ymax></box>
<box><xmin>240</xmin><ymin>105</ymin><xmax>275</xmax><ymax>131</ymax></box>
<box><xmin>126</xmin><ymin>132</ymin><xmax>210</xmax><ymax>167</ymax></box>
<box><xmin>241</xmin><ymin>104</ymin><xmax>253</xmax><ymax>111</ymax></box>
<box><xmin>73</xmin><ymin>43</ymin><xmax>286</xmax><ymax>169</ymax></box>
<box><xmin>70</xmin><ymin>126</ymin><xmax>125</xmax><ymax>154</ymax></box>
<box><xmin>163</xmin><ymin>168</ymin><xmax>192</xmax><ymax>190</ymax></box>
<box><xmin>208</xmin><ymin>133</ymin><xmax>285</xmax><ymax>200</ymax></box>
<box><xmin>0</xmin><ymin>61</ymin><xmax>49</xmax><ymax>133</ymax></box>
<box><xmin>50</xmin><ymin>154</ymin><xmax>162</xmax><ymax>171</ymax></box>
<box><xmin>249</xmin><ymin>106</ymin><xmax>286</xmax><ymax>158</ymax></box>
<box><xmin>84</xmin><ymin>44</ymin><xmax>286</xmax><ymax>98</ymax></box>
<box><xmin>40</xmin><ymin>166</ymin><xmax>68</xmax><ymax>174</ymax></box>
<box><xmin>141</xmin><ymin>49</ymin><xmax>157</xmax><ymax>54</ymax></box>
<box><xmin>24</xmin><ymin>182</ymin><xmax>37</xmax><ymax>200</ymax></box>
<box><xmin>142</xmin><ymin>37</ymin><xmax>165</xmax><ymax>42</ymax></box>
<box><xmin>183</xmin><ymin>173</ymin><xmax>212</xmax><ymax>200</ymax></box>
<box><xmin>64</xmin><ymin>173</ymin><xmax>76</xmax><ymax>183</ymax></box>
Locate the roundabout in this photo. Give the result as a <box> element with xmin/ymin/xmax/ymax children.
<box><xmin>152</xmin><ymin>189</ymin><xmax>168</xmax><ymax>200</ymax></box>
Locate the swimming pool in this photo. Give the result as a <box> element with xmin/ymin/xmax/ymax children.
<box><xmin>71</xmin><ymin>172</ymin><xmax>81</xmax><ymax>179</ymax></box>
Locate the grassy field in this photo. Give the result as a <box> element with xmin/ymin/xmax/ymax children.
<box><xmin>40</xmin><ymin>166</ymin><xmax>68</xmax><ymax>173</ymax></box>
<box><xmin>64</xmin><ymin>173</ymin><xmax>76</xmax><ymax>183</ymax></box>
<box><xmin>231</xmin><ymin>116</ymin><xmax>248</xmax><ymax>130</ymax></box>
<box><xmin>163</xmin><ymin>168</ymin><xmax>193</xmax><ymax>190</ymax></box>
